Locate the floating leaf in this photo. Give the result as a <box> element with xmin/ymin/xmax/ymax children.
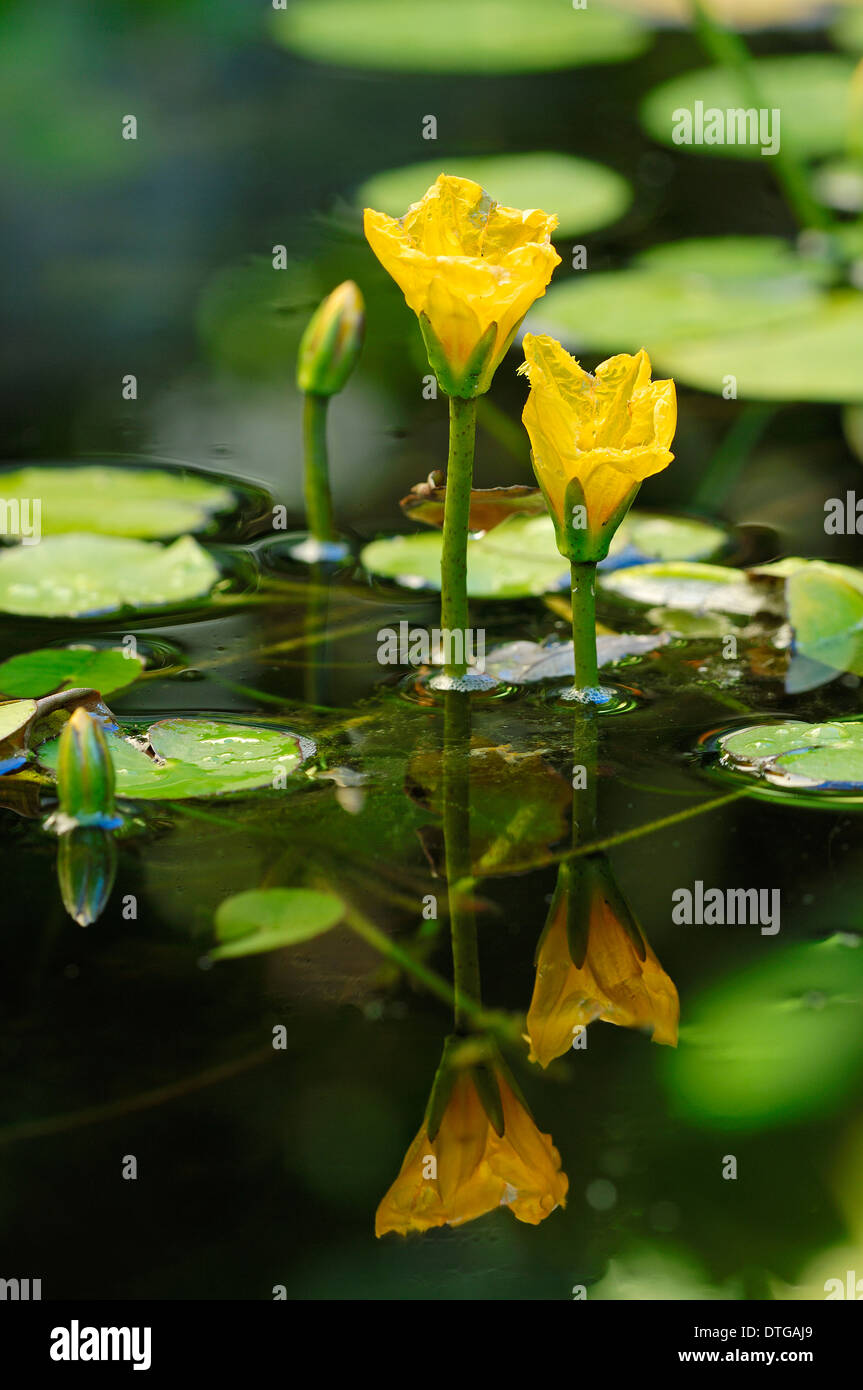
<box><xmin>641</xmin><ymin>56</ymin><xmax>857</xmax><ymax>161</ymax></box>
<box><xmin>271</xmin><ymin>0</ymin><xmax>649</xmax><ymax>74</ymax></box>
<box><xmin>538</xmin><ymin>236</ymin><xmax>826</xmax><ymax>359</ymax></box>
<box><xmin>716</xmin><ymin>718</ymin><xmax>863</xmax><ymax>792</ymax></box>
<box><xmin>38</xmin><ymin>718</ymin><xmax>313</xmax><ymax>800</ymax></box>
<box><xmin>358</xmin><ymin>153</ymin><xmax>631</xmax><ymax>237</ymax></box>
<box><xmin>0</xmin><ymin>698</ymin><xmax>39</xmax><ymax>773</ymax></box>
<box><xmin>364</xmin><ymin>512</ymin><xmax>730</xmax><ymax>599</ymax></box>
<box><xmin>0</xmin><ymin>466</ymin><xmax>235</xmax><ymax>539</ymax></box>
<box><xmin>612</xmin><ymin>512</ymin><xmax>728</xmax><ymax>566</ymax></box>
<box><xmin>666</xmin><ymin>936</ymin><xmax>863</xmax><ymax>1128</ymax></box>
<box><xmin>786</xmin><ymin>560</ymin><xmax>863</xmax><ymax>676</ymax></box>
<box><xmin>0</xmin><ymin>647</ymin><xmax>144</xmax><ymax>698</ymax></box>
<box><xmin>400</xmin><ymin>474</ymin><xmax>545</xmax><ymax>532</ymax></box>
<box><xmin>600</xmin><ymin>561</ymin><xmax>772</xmax><ymax>614</ymax></box>
<box><xmin>0</xmin><ymin>535</ymin><xmax>221</xmax><ymax>618</ymax></box>
<box><xmin>485</xmin><ymin>633</ymin><xmax>671</xmax><ymax>684</ymax></box>
<box><xmin>361</xmin><ymin>515</ymin><xmax>567</xmax><ymax>599</ymax></box>
<box><xmin>211</xmin><ymin>887</ymin><xmax>344</xmax><ymax>960</ymax></box>
<box><xmin>656</xmin><ymin>292</ymin><xmax>863</xmax><ymax>404</ymax></box>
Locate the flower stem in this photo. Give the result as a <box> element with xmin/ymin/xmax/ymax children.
<box><xmin>443</xmin><ymin>690</ymin><xmax>480</xmax><ymax>1030</ymax></box>
<box><xmin>570</xmin><ymin>560</ymin><xmax>599</xmax><ymax>690</ymax></box>
<box><xmin>302</xmin><ymin>393</ymin><xmax>336</xmax><ymax>543</ymax></box>
<box><xmin>440</xmin><ymin>396</ymin><xmax>477</xmax><ymax>680</ymax></box>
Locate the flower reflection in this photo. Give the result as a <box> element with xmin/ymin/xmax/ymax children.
<box><xmin>526</xmin><ymin>854</ymin><xmax>679</xmax><ymax>1068</ymax></box>
<box><xmin>376</xmin><ymin>1036</ymin><xmax>568</xmax><ymax>1235</ymax></box>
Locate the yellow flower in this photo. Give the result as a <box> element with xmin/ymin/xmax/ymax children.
<box><xmin>526</xmin><ymin>858</ymin><xmax>679</xmax><ymax>1069</ymax></box>
<box><xmin>364</xmin><ymin>174</ymin><xmax>560</xmax><ymax>397</ymax></box>
<box><xmin>520</xmin><ymin>334</ymin><xmax>677</xmax><ymax>561</ymax></box>
<box><xmin>376</xmin><ymin>1049</ymin><xmax>568</xmax><ymax>1236</ymax></box>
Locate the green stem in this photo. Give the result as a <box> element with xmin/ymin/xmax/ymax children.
<box><xmin>571</xmin><ymin>560</ymin><xmax>599</xmax><ymax>690</ymax></box>
<box><xmin>443</xmin><ymin>690</ymin><xmax>480</xmax><ymax>1030</ymax></box>
<box><xmin>440</xmin><ymin>396</ymin><xmax>477</xmax><ymax>680</ymax></box>
<box><xmin>303</xmin><ymin>393</ymin><xmax>336</xmax><ymax>542</ymax></box>
<box><xmin>690</xmin><ymin>0</ymin><xmax>830</xmax><ymax>231</ymax></box>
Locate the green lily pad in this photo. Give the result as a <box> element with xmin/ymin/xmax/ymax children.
<box><xmin>665</xmin><ymin>935</ymin><xmax>863</xmax><ymax>1128</ymax></box>
<box><xmin>600</xmin><ymin>561</ymin><xmax>770</xmax><ymax>614</ymax></box>
<box><xmin>0</xmin><ymin>698</ymin><xmax>39</xmax><ymax>745</ymax></box>
<box><xmin>211</xmin><ymin>887</ymin><xmax>344</xmax><ymax>960</ymax></box>
<box><xmin>361</xmin><ymin>515</ymin><xmax>567</xmax><ymax>599</ymax></box>
<box><xmin>717</xmin><ymin>718</ymin><xmax>863</xmax><ymax>791</ymax></box>
<box><xmin>363</xmin><ymin>512</ymin><xmax>731</xmax><ymax>599</ymax></box>
<box><xmin>358</xmin><ymin>153</ymin><xmax>631</xmax><ymax>238</ymax></box>
<box><xmin>538</xmin><ymin>237</ymin><xmax>826</xmax><ymax>358</ymax></box>
<box><xmin>0</xmin><ymin>534</ymin><xmax>221</xmax><ymax>618</ymax></box>
<box><xmin>38</xmin><ymin>718</ymin><xmax>313</xmax><ymax>800</ymax></box>
<box><xmin>0</xmin><ymin>647</ymin><xmax>144</xmax><ymax>699</ymax></box>
<box><xmin>0</xmin><ymin>466</ymin><xmax>235</xmax><ymax>539</ymax></box>
<box><xmin>641</xmin><ymin>55</ymin><xmax>857</xmax><ymax>161</ymax></box>
<box><xmin>787</xmin><ymin>560</ymin><xmax>863</xmax><ymax>676</ymax></box>
<box><xmin>812</xmin><ymin>157</ymin><xmax>863</xmax><ymax>214</ymax></box>
<box><xmin>656</xmin><ymin>292</ymin><xmax>863</xmax><ymax>404</ymax></box>
<box><xmin>614</xmin><ymin>512</ymin><xmax>728</xmax><ymax>563</ymax></box>
<box><xmin>271</xmin><ymin>0</ymin><xmax>648</xmax><ymax>74</ymax></box>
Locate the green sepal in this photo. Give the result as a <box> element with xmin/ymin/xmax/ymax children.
<box><xmin>424</xmin><ymin>1035</ymin><xmax>463</xmax><ymax>1142</ymax></box>
<box><xmin>566</xmin><ymin>856</ymin><xmax>596</xmax><ymax>970</ymax></box>
<box><xmin>471</xmin><ymin>1058</ymin><xmax>505</xmax><ymax>1138</ymax></box>
<box><xmin>56</xmin><ymin>710</ymin><xmax>122</xmax><ymax>830</ymax></box>
<box><xmin>419</xmin><ymin>314</ymin><xmax>500</xmax><ymax>398</ymax></box>
<box><xmin>540</xmin><ymin>471</ymin><xmax>644</xmax><ymax>563</ymax></box>
<box><xmin>589</xmin><ymin>854</ymin><xmax>647</xmax><ymax>962</ymax></box>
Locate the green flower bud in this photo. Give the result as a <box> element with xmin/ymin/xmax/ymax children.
<box><xmin>297</xmin><ymin>280</ymin><xmax>365</xmax><ymax>396</ymax></box>
<box><xmin>57</xmin><ymin>827</ymin><xmax>117</xmax><ymax>927</ymax></box>
<box><xmin>56</xmin><ymin>707</ymin><xmax>120</xmax><ymax>829</ymax></box>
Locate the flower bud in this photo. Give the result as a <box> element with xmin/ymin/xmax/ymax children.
<box><xmin>57</xmin><ymin>827</ymin><xmax>117</xmax><ymax>927</ymax></box>
<box><xmin>56</xmin><ymin>707</ymin><xmax>120</xmax><ymax>829</ymax></box>
<box><xmin>297</xmin><ymin>280</ymin><xmax>365</xmax><ymax>396</ymax></box>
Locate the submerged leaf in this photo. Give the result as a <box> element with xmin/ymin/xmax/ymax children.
<box><xmin>211</xmin><ymin>888</ymin><xmax>344</xmax><ymax>960</ymax></box>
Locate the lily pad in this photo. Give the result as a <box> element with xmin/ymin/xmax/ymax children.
<box><xmin>0</xmin><ymin>698</ymin><xmax>39</xmax><ymax>773</ymax></box>
<box><xmin>363</xmin><ymin>512</ymin><xmax>731</xmax><ymax>599</ymax></box>
<box><xmin>600</xmin><ymin>561</ymin><xmax>772</xmax><ymax>615</ymax></box>
<box><xmin>361</xmin><ymin>515</ymin><xmax>567</xmax><ymax>599</ymax></box>
<box><xmin>717</xmin><ymin>718</ymin><xmax>863</xmax><ymax>792</ymax></box>
<box><xmin>485</xmin><ymin>633</ymin><xmax>671</xmax><ymax>683</ymax></box>
<box><xmin>612</xmin><ymin>512</ymin><xmax>728</xmax><ymax>566</ymax></box>
<box><xmin>641</xmin><ymin>55</ymin><xmax>857</xmax><ymax>161</ymax></box>
<box><xmin>786</xmin><ymin>560</ymin><xmax>863</xmax><ymax>677</ymax></box>
<box><xmin>666</xmin><ymin>935</ymin><xmax>863</xmax><ymax>1128</ymax></box>
<box><xmin>0</xmin><ymin>466</ymin><xmax>235</xmax><ymax>539</ymax></box>
<box><xmin>211</xmin><ymin>887</ymin><xmax>344</xmax><ymax>960</ymax></box>
<box><xmin>656</xmin><ymin>292</ymin><xmax>863</xmax><ymax>404</ymax></box>
<box><xmin>0</xmin><ymin>534</ymin><xmax>221</xmax><ymax>618</ymax></box>
<box><xmin>537</xmin><ymin>237</ymin><xmax>826</xmax><ymax>358</ymax></box>
<box><xmin>0</xmin><ymin>647</ymin><xmax>144</xmax><ymax>699</ymax></box>
<box><xmin>271</xmin><ymin>0</ymin><xmax>649</xmax><ymax>74</ymax></box>
<box><xmin>358</xmin><ymin>153</ymin><xmax>631</xmax><ymax>238</ymax></box>
<box><xmin>38</xmin><ymin>718</ymin><xmax>313</xmax><ymax>800</ymax></box>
